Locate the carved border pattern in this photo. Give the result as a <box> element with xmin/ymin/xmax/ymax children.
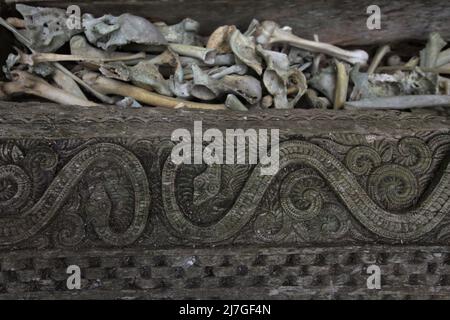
<box><xmin>0</xmin><ymin>131</ymin><xmax>448</xmax><ymax>251</ymax></box>
<box><xmin>0</xmin><ymin>103</ymin><xmax>448</xmax><ymax>125</ymax></box>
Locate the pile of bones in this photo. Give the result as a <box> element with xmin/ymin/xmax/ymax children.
<box><xmin>1</xmin><ymin>4</ymin><xmax>450</xmax><ymax>111</ymax></box>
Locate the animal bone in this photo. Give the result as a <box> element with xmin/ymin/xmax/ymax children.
<box><xmin>376</xmin><ymin>65</ymin><xmax>450</xmax><ymax>75</ymax></box>
<box><xmin>1</xmin><ymin>70</ymin><xmax>98</xmax><ymax>107</ymax></box>
<box><xmin>258</xmin><ymin>45</ymin><xmax>308</xmax><ymax>105</ymax></box>
<box><xmin>0</xmin><ymin>17</ymin><xmax>33</xmax><ymax>47</ymax></box>
<box><xmin>100</xmin><ymin>61</ymin><xmax>173</xmax><ymax>96</ymax></box>
<box><xmin>6</xmin><ymin>17</ymin><xmax>25</xmax><ymax>29</ymax></box>
<box><xmin>207</xmin><ymin>25</ymin><xmax>236</xmax><ymax>54</ymax></box>
<box><xmin>169</xmin><ymin>44</ymin><xmax>217</xmax><ymax>64</ymax></box>
<box><xmin>368</xmin><ymin>45</ymin><xmax>391</xmax><ymax>74</ymax></box>
<box><xmin>13</xmin><ymin>4</ymin><xmax>83</xmax><ymax>52</ymax></box>
<box><xmin>166</xmin><ymin>50</ymin><xmax>194</xmax><ymax>99</ymax></box>
<box><xmin>420</xmin><ymin>32</ymin><xmax>447</xmax><ymax>68</ymax></box>
<box><xmin>255</xmin><ymin>21</ymin><xmax>369</xmax><ymax>65</ymax></box>
<box><xmin>387</xmin><ymin>55</ymin><xmax>403</xmax><ymax>67</ymax></box>
<box><xmin>436</xmin><ymin>48</ymin><xmax>450</xmax><ymax>68</ymax></box>
<box><xmin>191</xmin><ymin>65</ymin><xmax>261</xmax><ymax>104</ymax></box>
<box><xmin>83</xmin><ymin>13</ymin><xmax>167</xmax><ymax>51</ymax></box>
<box><xmin>229</xmin><ymin>29</ymin><xmax>263</xmax><ymax>75</ymax></box>
<box><xmin>304</xmin><ymin>89</ymin><xmax>331</xmax><ymax>109</ymax></box>
<box><xmin>345</xmin><ymin>95</ymin><xmax>450</xmax><ymax>110</ymax></box>
<box><xmin>116</xmin><ymin>96</ymin><xmax>143</xmax><ymax>108</ymax></box>
<box><xmin>261</xmin><ymin>95</ymin><xmax>274</xmax><ymax>108</ymax></box>
<box><xmin>333</xmin><ymin>60</ymin><xmax>349</xmax><ymax>109</ymax></box>
<box><xmin>209</xmin><ymin>65</ymin><xmax>248</xmax><ymax>79</ymax></box>
<box><xmin>82</xmin><ymin>72</ymin><xmax>226</xmax><ymax>110</ymax></box>
<box><xmin>309</xmin><ymin>66</ymin><xmax>336</xmax><ymax>101</ymax></box>
<box><xmin>257</xmin><ymin>46</ymin><xmax>291</xmax><ymax>109</ymax></box>
<box><xmin>155</xmin><ymin>18</ymin><xmax>200</xmax><ymax>45</ymax></box>
<box><xmin>179</xmin><ymin>54</ymin><xmax>236</xmax><ymax>68</ymax></box>
<box><xmin>70</xmin><ymin>36</ymin><xmax>144</xmax><ymax>63</ymax></box>
<box><xmin>53</xmin><ymin>69</ymin><xmax>88</xmax><ymax>100</ymax></box>
<box><xmin>225</xmin><ymin>94</ymin><xmax>248</xmax><ymax>111</ymax></box>
<box><xmin>0</xmin><ymin>16</ymin><xmax>115</xmax><ymax>105</ymax></box>
<box><xmin>350</xmin><ymin>66</ymin><xmax>437</xmax><ymax>101</ymax></box>
<box><xmin>211</xmin><ymin>54</ymin><xmax>236</xmax><ymax>66</ymax></box>
<box><xmin>13</xmin><ymin>48</ymin><xmax>146</xmax><ymax>66</ymax></box>
<box><xmin>55</xmin><ymin>62</ymin><xmax>116</xmax><ymax>104</ymax></box>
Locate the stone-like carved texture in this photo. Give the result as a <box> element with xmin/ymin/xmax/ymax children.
<box><xmin>0</xmin><ymin>102</ymin><xmax>448</xmax><ymax>298</ymax></box>
<box><xmin>0</xmin><ymin>110</ymin><xmax>448</xmax><ymax>249</ymax></box>
<box><xmin>1</xmin><ymin>246</ymin><xmax>450</xmax><ymax>299</ymax></box>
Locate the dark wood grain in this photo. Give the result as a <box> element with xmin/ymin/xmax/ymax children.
<box><xmin>2</xmin><ymin>0</ymin><xmax>450</xmax><ymax>45</ymax></box>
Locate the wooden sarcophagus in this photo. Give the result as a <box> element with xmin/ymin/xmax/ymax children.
<box><xmin>0</xmin><ymin>0</ymin><xmax>449</xmax><ymax>299</ymax></box>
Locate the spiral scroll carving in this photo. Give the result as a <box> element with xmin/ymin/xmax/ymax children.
<box><xmin>0</xmin><ymin>143</ymin><xmax>150</xmax><ymax>246</ymax></box>
<box><xmin>280</xmin><ymin>168</ymin><xmax>326</xmax><ymax>221</ymax></box>
<box><xmin>0</xmin><ymin>133</ymin><xmax>447</xmax><ymax>248</ymax></box>
<box><xmin>0</xmin><ymin>165</ymin><xmax>31</xmax><ymax>209</ymax></box>
<box><xmin>367</xmin><ymin>164</ymin><xmax>419</xmax><ymax>212</ymax></box>
<box><xmin>345</xmin><ymin>146</ymin><xmax>382</xmax><ymax>176</ymax></box>
<box><xmin>162</xmin><ymin>140</ymin><xmax>450</xmax><ymax>242</ymax></box>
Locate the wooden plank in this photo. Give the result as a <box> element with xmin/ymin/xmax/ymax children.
<box><xmin>3</xmin><ymin>0</ymin><xmax>450</xmax><ymax>45</ymax></box>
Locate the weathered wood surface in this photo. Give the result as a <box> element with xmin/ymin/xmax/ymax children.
<box><xmin>1</xmin><ymin>0</ymin><xmax>450</xmax><ymax>299</ymax></box>
<box><xmin>0</xmin><ymin>102</ymin><xmax>449</xmax><ymax>299</ymax></box>
<box><xmin>0</xmin><ymin>101</ymin><xmax>449</xmax><ymax>248</ymax></box>
<box><xmin>2</xmin><ymin>0</ymin><xmax>450</xmax><ymax>45</ymax></box>
<box><xmin>1</xmin><ymin>246</ymin><xmax>450</xmax><ymax>299</ymax></box>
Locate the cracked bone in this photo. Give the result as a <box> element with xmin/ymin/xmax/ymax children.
<box><xmin>387</xmin><ymin>55</ymin><xmax>403</xmax><ymax>67</ymax></box>
<box><xmin>191</xmin><ymin>65</ymin><xmax>261</xmax><ymax>104</ymax></box>
<box><xmin>436</xmin><ymin>48</ymin><xmax>450</xmax><ymax>68</ymax></box>
<box><xmin>305</xmin><ymin>89</ymin><xmax>331</xmax><ymax>109</ymax></box>
<box><xmin>257</xmin><ymin>46</ymin><xmax>293</xmax><ymax>109</ymax></box>
<box><xmin>169</xmin><ymin>44</ymin><xmax>217</xmax><ymax>64</ymax></box>
<box><xmin>367</xmin><ymin>45</ymin><xmax>391</xmax><ymax>74</ymax></box>
<box><xmin>420</xmin><ymin>32</ymin><xmax>447</xmax><ymax>68</ymax></box>
<box><xmin>14</xmin><ymin>4</ymin><xmax>83</xmax><ymax>52</ymax></box>
<box><xmin>155</xmin><ymin>18</ymin><xmax>201</xmax><ymax>45</ymax></box>
<box><xmin>0</xmin><ymin>70</ymin><xmax>98</xmax><ymax>107</ymax></box>
<box><xmin>70</xmin><ymin>36</ymin><xmax>146</xmax><ymax>63</ymax></box>
<box><xmin>53</xmin><ymin>69</ymin><xmax>88</xmax><ymax>100</ymax></box>
<box><xmin>0</xmin><ymin>16</ymin><xmax>115</xmax><ymax>105</ymax></box>
<box><xmin>345</xmin><ymin>95</ymin><xmax>450</xmax><ymax>110</ymax></box>
<box><xmin>82</xmin><ymin>13</ymin><xmax>167</xmax><ymax>51</ymax></box>
<box><xmin>229</xmin><ymin>29</ymin><xmax>263</xmax><ymax>75</ymax></box>
<box><xmin>333</xmin><ymin>60</ymin><xmax>349</xmax><ymax>109</ymax></box>
<box><xmin>255</xmin><ymin>21</ymin><xmax>369</xmax><ymax>65</ymax></box>
<box><xmin>225</xmin><ymin>94</ymin><xmax>248</xmax><ymax>111</ymax></box>
<box><xmin>309</xmin><ymin>66</ymin><xmax>336</xmax><ymax>101</ymax></box>
<box><xmin>207</xmin><ymin>25</ymin><xmax>236</xmax><ymax>54</ymax></box>
<box><xmin>82</xmin><ymin>72</ymin><xmax>226</xmax><ymax>110</ymax></box>
<box><xmin>13</xmin><ymin>48</ymin><xmax>146</xmax><ymax>66</ymax></box>
<box><xmin>100</xmin><ymin>61</ymin><xmax>173</xmax><ymax>96</ymax></box>
<box><xmin>209</xmin><ymin>65</ymin><xmax>248</xmax><ymax>79</ymax></box>
<box><xmin>6</xmin><ymin>17</ymin><xmax>25</xmax><ymax>29</ymax></box>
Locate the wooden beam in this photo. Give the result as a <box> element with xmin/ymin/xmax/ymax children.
<box><xmin>3</xmin><ymin>0</ymin><xmax>450</xmax><ymax>45</ymax></box>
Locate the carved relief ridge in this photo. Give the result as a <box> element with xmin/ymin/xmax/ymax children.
<box><xmin>0</xmin><ymin>132</ymin><xmax>448</xmax><ymax>250</ymax></box>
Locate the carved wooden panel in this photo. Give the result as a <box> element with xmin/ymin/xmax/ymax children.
<box><xmin>0</xmin><ymin>102</ymin><xmax>448</xmax><ymax>251</ymax></box>
<box><xmin>0</xmin><ymin>102</ymin><xmax>448</xmax><ymax>298</ymax></box>
<box><xmin>1</xmin><ymin>0</ymin><xmax>450</xmax><ymax>301</ymax></box>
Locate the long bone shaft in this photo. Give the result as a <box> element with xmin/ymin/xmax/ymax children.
<box><xmin>256</xmin><ymin>21</ymin><xmax>369</xmax><ymax>65</ymax></box>
<box><xmin>1</xmin><ymin>71</ymin><xmax>99</xmax><ymax>107</ymax></box>
<box><xmin>0</xmin><ymin>17</ymin><xmax>114</xmax><ymax>104</ymax></box>
<box><xmin>82</xmin><ymin>72</ymin><xmax>226</xmax><ymax>110</ymax></box>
